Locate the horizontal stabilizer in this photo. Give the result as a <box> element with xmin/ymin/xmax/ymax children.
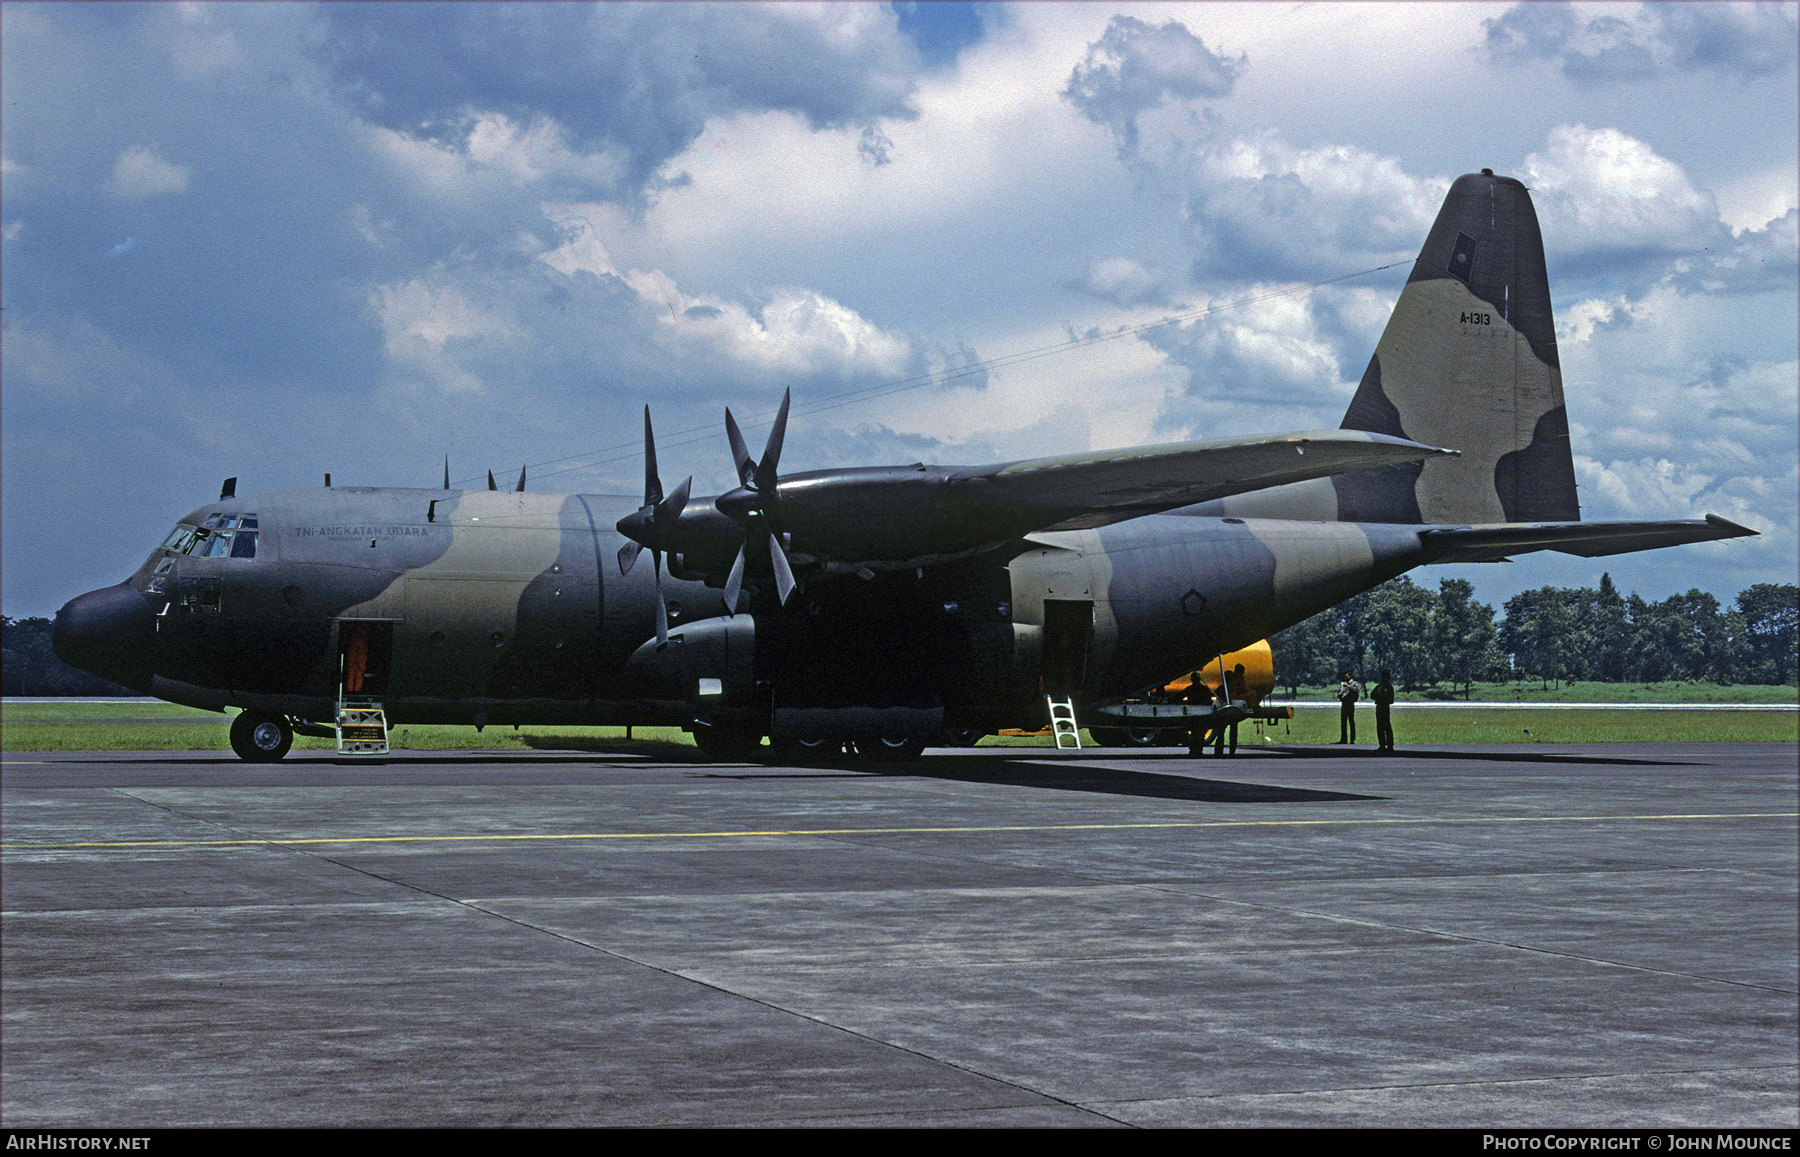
<box><xmin>1420</xmin><ymin>514</ymin><xmax>1757</xmax><ymax>564</ymax></box>
<box><xmin>958</xmin><ymin>430</ymin><xmax>1455</xmax><ymax>531</ymax></box>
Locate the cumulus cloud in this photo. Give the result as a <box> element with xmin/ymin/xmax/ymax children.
<box><xmin>1665</xmin><ymin>209</ymin><xmax>1799</xmax><ymax>296</ymax></box>
<box><xmin>1142</xmin><ymin>285</ymin><xmax>1395</xmax><ymax>439</ymax></box>
<box><xmin>362</xmin><ymin>111</ymin><xmax>630</xmax><ymax>204</ymax></box>
<box><xmin>1577</xmin><ymin>456</ymin><xmax>1725</xmax><ymax>519</ymax></box>
<box><xmin>1523</xmin><ymin>125</ymin><xmax>1715</xmax><ymax>247</ymax></box>
<box><xmin>537</xmin><ymin>202</ymin><xmax>913</xmax><ymax>380</ymax></box>
<box><xmin>154</xmin><ymin>2</ymin><xmax>249</xmax><ymax>78</ymax></box>
<box><xmin>372</xmin><ymin>278</ymin><xmax>524</xmax><ymax>394</ymax></box>
<box><xmin>1063</xmin><ymin>15</ymin><xmax>1245</xmax><ymax>154</ymax></box>
<box><xmin>1520</xmin><ymin>124</ymin><xmax>1727</xmax><ymax>287</ymax></box>
<box><xmin>105</xmin><ymin>144</ymin><xmax>190</xmax><ymax>198</ymax></box>
<box><xmin>1568</xmin><ymin>346</ymin><xmax>1796</xmax><ymax>530</ymax></box>
<box><xmin>1484</xmin><ymin>1</ymin><xmax>1798</xmax><ymax>84</ymax></box>
<box><xmin>1519</xmin><ymin>125</ymin><xmax>1795</xmax><ymax>298</ymax></box>
<box><xmin>1175</xmin><ymin>134</ymin><xmax>1446</xmax><ymax>282</ymax></box>
<box><xmin>313</xmin><ymin>3</ymin><xmax>923</xmax><ymax>197</ymax></box>
<box><xmin>1066</xmin><ymin>256</ymin><xmax>1175</xmax><ymax>308</ymax></box>
<box><xmin>1557</xmin><ymin>294</ymin><xmax>1653</xmax><ymax>347</ymax></box>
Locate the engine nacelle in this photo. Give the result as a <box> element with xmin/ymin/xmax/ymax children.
<box><xmin>625</xmin><ymin>616</ymin><xmax>756</xmax><ymax>713</ymax></box>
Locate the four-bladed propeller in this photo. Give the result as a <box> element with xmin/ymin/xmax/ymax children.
<box><xmin>716</xmin><ymin>389</ymin><xmax>796</xmax><ymax>613</ymax></box>
<box><xmin>615</xmin><ymin>407</ymin><xmax>693</xmax><ymax>646</ymax></box>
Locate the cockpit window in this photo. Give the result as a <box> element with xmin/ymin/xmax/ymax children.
<box><xmin>159</xmin><ymin>515</ymin><xmax>260</xmax><ymax>561</ymax></box>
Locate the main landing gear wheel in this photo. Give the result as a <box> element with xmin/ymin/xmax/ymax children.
<box><xmin>230</xmin><ymin>711</ymin><xmax>293</xmax><ymax>763</ymax></box>
<box><xmin>939</xmin><ymin>728</ymin><xmax>985</xmax><ymax>748</ymax></box>
<box><xmin>767</xmin><ymin>736</ymin><xmax>844</xmax><ymax>763</ymax></box>
<box><xmin>853</xmin><ymin>736</ymin><xmax>926</xmax><ymax>762</ymax></box>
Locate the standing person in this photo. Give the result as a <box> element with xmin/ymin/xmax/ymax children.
<box><xmin>1337</xmin><ymin>670</ymin><xmax>1360</xmax><ymax>744</ymax></box>
<box><xmin>1184</xmin><ymin>671</ymin><xmax>1215</xmax><ymax>756</ymax></box>
<box><xmin>1373</xmin><ymin>669</ymin><xmax>1396</xmax><ymax>751</ymax></box>
<box><xmin>1215</xmin><ymin>663</ymin><xmax>1247</xmax><ymax>755</ymax></box>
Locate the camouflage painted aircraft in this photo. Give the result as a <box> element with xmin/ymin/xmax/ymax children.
<box><xmin>53</xmin><ymin>171</ymin><xmax>1754</xmax><ymax>761</ymax></box>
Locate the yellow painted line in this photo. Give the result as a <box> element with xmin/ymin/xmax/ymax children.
<box><xmin>2</xmin><ymin>812</ymin><xmax>1794</xmax><ymax>851</ymax></box>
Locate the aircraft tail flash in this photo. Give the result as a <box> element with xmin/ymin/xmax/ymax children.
<box><xmin>1333</xmin><ymin>170</ymin><xmax>1578</xmax><ymax>525</ymax></box>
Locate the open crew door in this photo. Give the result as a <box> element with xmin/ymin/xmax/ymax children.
<box><xmin>336</xmin><ymin>620</ymin><xmax>394</xmax><ymax>755</ymax></box>
<box><xmin>1040</xmin><ymin>599</ymin><xmax>1093</xmax><ymax>697</ymax></box>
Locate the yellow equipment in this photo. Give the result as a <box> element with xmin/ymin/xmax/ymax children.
<box><xmin>1161</xmin><ymin>640</ymin><xmax>1276</xmax><ymax>710</ymax></box>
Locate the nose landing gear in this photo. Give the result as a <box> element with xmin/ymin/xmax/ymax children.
<box><xmin>229</xmin><ymin>711</ymin><xmax>293</xmax><ymax>762</ymax></box>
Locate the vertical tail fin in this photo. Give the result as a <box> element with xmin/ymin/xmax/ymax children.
<box><xmin>1334</xmin><ymin>170</ymin><xmax>1578</xmax><ymax>524</ymax></box>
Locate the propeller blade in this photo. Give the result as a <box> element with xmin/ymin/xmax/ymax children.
<box><xmin>724</xmin><ymin>409</ymin><xmax>754</xmax><ymax>487</ymax></box>
<box><xmin>642</xmin><ymin>406</ymin><xmax>662</xmax><ymax>506</ymax></box>
<box><xmin>618</xmin><ymin>539</ymin><xmax>643</xmax><ymax>576</ymax></box>
<box><xmin>768</xmin><ymin>531</ymin><xmax>796</xmax><ymax>606</ymax></box>
<box><xmin>658</xmin><ymin>475</ymin><xmax>692</xmax><ymax>523</ymax></box>
<box><xmin>755</xmin><ymin>388</ymin><xmax>790</xmax><ymax>494</ymax></box>
<box><xmin>516</xmin><ymin>464</ymin><xmax>527</xmax><ymax>493</ymax></box>
<box><xmin>652</xmin><ymin>550</ymin><xmax>669</xmax><ymax>647</ymax></box>
<box><xmin>723</xmin><ymin>543</ymin><xmax>747</xmax><ymax>615</ymax></box>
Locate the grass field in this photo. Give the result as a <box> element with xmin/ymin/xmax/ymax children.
<box><xmin>1</xmin><ymin>699</ymin><xmax>1793</xmax><ymax>751</ymax></box>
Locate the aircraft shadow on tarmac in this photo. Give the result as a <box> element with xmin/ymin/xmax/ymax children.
<box><xmin>857</xmin><ymin>757</ymin><xmax>1384</xmax><ymax>803</ymax></box>
<box><xmin>1251</xmin><ymin>745</ymin><xmax>1702</xmax><ymax>767</ymax></box>
<box><xmin>533</xmin><ymin>736</ymin><xmax>1378</xmax><ymax>801</ymax></box>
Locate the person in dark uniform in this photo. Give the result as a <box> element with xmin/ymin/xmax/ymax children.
<box><xmin>1185</xmin><ymin>670</ymin><xmax>1215</xmax><ymax>755</ymax></box>
<box><xmin>1337</xmin><ymin>670</ymin><xmax>1360</xmax><ymax>744</ymax></box>
<box><xmin>1214</xmin><ymin>663</ymin><xmax>1246</xmax><ymax>755</ymax></box>
<box><xmin>1373</xmin><ymin>669</ymin><xmax>1396</xmax><ymax>750</ymax></box>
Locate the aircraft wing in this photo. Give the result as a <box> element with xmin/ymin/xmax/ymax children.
<box><xmin>1419</xmin><ymin>514</ymin><xmax>1758</xmax><ymax>564</ymax></box>
<box><xmin>948</xmin><ymin>430</ymin><xmax>1454</xmax><ymax>531</ymax></box>
<box><xmin>647</xmin><ymin>427</ymin><xmax>1456</xmax><ymax>582</ymax></box>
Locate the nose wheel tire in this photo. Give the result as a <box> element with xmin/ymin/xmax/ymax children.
<box><xmin>692</xmin><ymin>723</ymin><xmax>763</xmax><ymax>762</ymax></box>
<box><xmin>230</xmin><ymin>711</ymin><xmax>294</xmax><ymax>762</ymax></box>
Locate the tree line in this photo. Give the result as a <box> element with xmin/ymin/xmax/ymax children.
<box><xmin>1269</xmin><ymin>577</ymin><xmax>1797</xmax><ymax>696</ymax></box>
<box><xmin>3</xmin><ymin>617</ymin><xmax>142</xmax><ymax>696</ymax></box>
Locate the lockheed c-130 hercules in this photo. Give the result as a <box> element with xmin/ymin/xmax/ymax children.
<box><xmin>53</xmin><ymin>171</ymin><xmax>1754</xmax><ymax>762</ymax></box>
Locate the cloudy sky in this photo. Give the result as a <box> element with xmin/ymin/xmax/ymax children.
<box><xmin>4</xmin><ymin>1</ymin><xmax>1795</xmax><ymax>620</ymax></box>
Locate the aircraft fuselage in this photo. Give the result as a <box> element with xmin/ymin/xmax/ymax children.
<box><xmin>57</xmin><ymin>484</ymin><xmax>1429</xmax><ymax>735</ymax></box>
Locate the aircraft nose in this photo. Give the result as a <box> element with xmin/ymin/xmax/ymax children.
<box><xmin>52</xmin><ymin>583</ymin><xmax>157</xmax><ymax>693</ymax></box>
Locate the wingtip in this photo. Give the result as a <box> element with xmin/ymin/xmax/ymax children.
<box><xmin>1703</xmin><ymin>513</ymin><xmax>1758</xmax><ymax>537</ymax></box>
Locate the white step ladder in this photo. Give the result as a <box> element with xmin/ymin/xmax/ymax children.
<box><xmin>1045</xmin><ymin>695</ymin><xmax>1082</xmax><ymax>750</ymax></box>
<box><xmin>336</xmin><ymin>698</ymin><xmax>390</xmax><ymax>756</ymax></box>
